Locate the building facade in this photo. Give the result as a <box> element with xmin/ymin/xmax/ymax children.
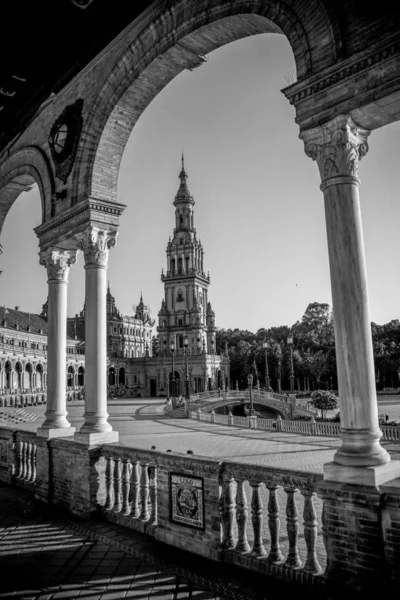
<box><xmin>126</xmin><ymin>157</ymin><xmax>230</xmax><ymax>398</ymax></box>
<box><xmin>0</xmin><ymin>302</ymin><xmax>85</xmax><ymax>407</ymax></box>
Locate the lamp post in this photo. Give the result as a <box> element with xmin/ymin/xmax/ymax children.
<box><xmin>170</xmin><ymin>340</ymin><xmax>175</xmax><ymax>400</ymax></box>
<box><xmin>287</xmin><ymin>336</ymin><xmax>295</xmax><ymax>393</ymax></box>
<box><xmin>263</xmin><ymin>340</ymin><xmax>270</xmax><ymax>391</ymax></box>
<box><xmin>247</xmin><ymin>373</ymin><xmax>255</xmax><ymax>416</ymax></box>
<box><xmin>210</xmin><ymin>339</ymin><xmax>215</xmax><ymax>390</ymax></box>
<box><xmin>184</xmin><ymin>334</ymin><xmax>190</xmax><ymax>401</ymax></box>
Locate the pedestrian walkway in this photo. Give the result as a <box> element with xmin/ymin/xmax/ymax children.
<box><xmin>0</xmin><ymin>482</ymin><xmax>318</xmax><ymax>600</ymax></box>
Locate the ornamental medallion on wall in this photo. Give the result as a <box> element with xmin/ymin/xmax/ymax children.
<box><xmin>48</xmin><ymin>99</ymin><xmax>84</xmax><ymax>183</ymax></box>
<box><xmin>170</xmin><ymin>472</ymin><xmax>205</xmax><ymax>530</ymax></box>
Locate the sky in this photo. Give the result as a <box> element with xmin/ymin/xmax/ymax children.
<box><xmin>1</xmin><ymin>33</ymin><xmax>400</xmax><ymax>333</ymax></box>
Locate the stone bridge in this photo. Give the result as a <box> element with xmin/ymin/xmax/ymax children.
<box><xmin>188</xmin><ymin>389</ymin><xmax>315</xmax><ymax>419</ymax></box>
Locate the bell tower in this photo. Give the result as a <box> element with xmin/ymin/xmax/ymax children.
<box><xmin>158</xmin><ymin>155</ymin><xmax>216</xmax><ymax>355</ymax></box>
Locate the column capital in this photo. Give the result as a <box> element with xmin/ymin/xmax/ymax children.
<box><xmin>80</xmin><ymin>226</ymin><xmax>118</xmax><ymax>268</ymax></box>
<box><xmin>300</xmin><ymin>115</ymin><xmax>370</xmax><ymax>187</ymax></box>
<box><xmin>39</xmin><ymin>248</ymin><xmax>79</xmax><ymax>283</ymax></box>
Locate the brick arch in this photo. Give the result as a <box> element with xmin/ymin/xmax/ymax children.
<box><xmin>75</xmin><ymin>0</ymin><xmax>340</xmax><ymax>204</ymax></box>
<box><xmin>0</xmin><ymin>146</ymin><xmax>54</xmax><ymax>235</ymax></box>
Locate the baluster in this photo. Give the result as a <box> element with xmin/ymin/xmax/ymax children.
<box><xmin>104</xmin><ymin>456</ymin><xmax>114</xmax><ymax>510</ymax></box>
<box><xmin>219</xmin><ymin>485</ymin><xmax>226</xmax><ymax>545</ymax></box>
<box><xmin>149</xmin><ymin>466</ymin><xmax>158</xmax><ymax>524</ymax></box>
<box><xmin>113</xmin><ymin>457</ymin><xmax>122</xmax><ymax>512</ymax></box>
<box><xmin>250</xmin><ymin>481</ymin><xmax>267</xmax><ymax>556</ymax></box>
<box><xmin>16</xmin><ymin>440</ymin><xmax>23</xmax><ymax>479</ymax></box>
<box><xmin>121</xmin><ymin>459</ymin><xmax>131</xmax><ymax>515</ymax></box>
<box><xmin>223</xmin><ymin>476</ymin><xmax>236</xmax><ymax>550</ymax></box>
<box><xmin>302</xmin><ymin>490</ymin><xmax>322</xmax><ymax>574</ymax></box>
<box><xmin>21</xmin><ymin>442</ymin><xmax>28</xmax><ymax>480</ymax></box>
<box><xmin>235</xmin><ymin>479</ymin><xmax>250</xmax><ymax>553</ymax></box>
<box><xmin>30</xmin><ymin>444</ymin><xmax>37</xmax><ymax>483</ymax></box>
<box><xmin>139</xmin><ymin>463</ymin><xmax>150</xmax><ymax>521</ymax></box>
<box><xmin>130</xmin><ymin>460</ymin><xmax>140</xmax><ymax>518</ymax></box>
<box><xmin>267</xmin><ymin>485</ymin><xmax>284</xmax><ymax>563</ymax></box>
<box><xmin>25</xmin><ymin>443</ymin><xmax>32</xmax><ymax>482</ymax></box>
<box><xmin>284</xmin><ymin>487</ymin><xmax>302</xmax><ymax>568</ymax></box>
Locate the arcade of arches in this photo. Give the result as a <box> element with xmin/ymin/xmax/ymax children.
<box><xmin>2</xmin><ymin>1</ymin><xmax>400</xmax><ymax>589</ymax></box>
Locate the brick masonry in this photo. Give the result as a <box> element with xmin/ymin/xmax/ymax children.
<box><xmin>1</xmin><ymin>1</ymin><xmax>400</xmax><ymax>244</ymax></box>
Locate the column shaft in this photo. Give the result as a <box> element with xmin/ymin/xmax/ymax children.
<box><xmin>301</xmin><ymin>115</ymin><xmax>400</xmax><ymax>482</ymax></box>
<box><xmin>75</xmin><ymin>227</ymin><xmax>118</xmax><ymax>444</ymax></box>
<box><xmin>37</xmin><ymin>248</ymin><xmax>78</xmax><ymax>438</ymax></box>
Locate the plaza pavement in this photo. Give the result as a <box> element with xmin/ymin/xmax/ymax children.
<box><xmin>2</xmin><ymin>398</ymin><xmax>400</xmax><ymax>472</ymax></box>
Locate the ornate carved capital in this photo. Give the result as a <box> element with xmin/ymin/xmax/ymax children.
<box><xmin>81</xmin><ymin>227</ymin><xmax>118</xmax><ymax>268</ymax></box>
<box><xmin>300</xmin><ymin>115</ymin><xmax>370</xmax><ymax>185</ymax></box>
<box><xmin>39</xmin><ymin>248</ymin><xmax>79</xmax><ymax>282</ymax></box>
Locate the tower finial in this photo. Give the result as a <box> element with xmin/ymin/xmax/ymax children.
<box><xmin>182</xmin><ymin>151</ymin><xmax>184</xmax><ymax>171</ymax></box>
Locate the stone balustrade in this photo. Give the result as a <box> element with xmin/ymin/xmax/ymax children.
<box><xmin>220</xmin><ymin>462</ymin><xmax>325</xmax><ymax>583</ymax></box>
<box><xmin>0</xmin><ymin>427</ymin><xmax>37</xmax><ymax>488</ymax></box>
<box><xmin>101</xmin><ymin>450</ymin><xmax>157</xmax><ymax>524</ymax></box>
<box><xmin>190</xmin><ymin>410</ymin><xmax>400</xmax><ymax>442</ymax></box>
<box><xmin>95</xmin><ymin>444</ymin><xmax>325</xmax><ymax>587</ymax></box>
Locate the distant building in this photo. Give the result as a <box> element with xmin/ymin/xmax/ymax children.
<box><xmin>0</xmin><ymin>301</ymin><xmax>84</xmax><ymax>407</ymax></box>
<box><xmin>126</xmin><ymin>156</ymin><xmax>230</xmax><ymax>398</ymax></box>
<box><xmin>67</xmin><ymin>286</ymin><xmax>154</xmax><ymax>390</ymax></box>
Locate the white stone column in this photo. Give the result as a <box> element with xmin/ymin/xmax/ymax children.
<box><xmin>301</xmin><ymin>115</ymin><xmax>400</xmax><ymax>485</ymax></box>
<box><xmin>75</xmin><ymin>227</ymin><xmax>118</xmax><ymax>445</ymax></box>
<box><xmin>37</xmin><ymin>248</ymin><xmax>78</xmax><ymax>438</ymax></box>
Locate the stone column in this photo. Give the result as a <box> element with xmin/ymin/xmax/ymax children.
<box><xmin>75</xmin><ymin>227</ymin><xmax>118</xmax><ymax>445</ymax></box>
<box><xmin>37</xmin><ymin>248</ymin><xmax>78</xmax><ymax>438</ymax></box>
<box><xmin>301</xmin><ymin>115</ymin><xmax>400</xmax><ymax>486</ymax></box>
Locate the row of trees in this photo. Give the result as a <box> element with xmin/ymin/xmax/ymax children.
<box><xmin>215</xmin><ymin>302</ymin><xmax>400</xmax><ymax>393</ymax></box>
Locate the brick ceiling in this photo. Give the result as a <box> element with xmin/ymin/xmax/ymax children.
<box><xmin>0</xmin><ymin>0</ymin><xmax>152</xmax><ymax>153</ymax></box>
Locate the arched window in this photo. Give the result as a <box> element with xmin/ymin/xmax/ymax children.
<box><xmin>119</xmin><ymin>367</ymin><xmax>126</xmax><ymax>385</ymax></box>
<box><xmin>78</xmin><ymin>366</ymin><xmax>85</xmax><ymax>386</ymax></box>
<box><xmin>179</xmin><ymin>335</ymin><xmax>183</xmax><ymax>348</ymax></box>
<box><xmin>178</xmin><ymin>257</ymin><xmax>182</xmax><ymax>273</ymax></box>
<box><xmin>67</xmin><ymin>365</ymin><xmax>74</xmax><ymax>387</ymax></box>
<box><xmin>179</xmin><ymin>215</ymin><xmax>183</xmax><ymax>226</ymax></box>
<box><xmin>109</xmin><ymin>367</ymin><xmax>116</xmax><ymax>386</ymax></box>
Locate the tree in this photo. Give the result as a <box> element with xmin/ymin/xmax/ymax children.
<box><xmin>310</xmin><ymin>390</ymin><xmax>339</xmax><ymax>420</ymax></box>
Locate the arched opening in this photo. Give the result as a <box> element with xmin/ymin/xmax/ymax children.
<box><xmin>109</xmin><ymin>367</ymin><xmax>116</xmax><ymax>386</ymax></box>
<box><xmin>36</xmin><ymin>363</ymin><xmax>43</xmax><ymax>389</ymax></box>
<box><xmin>67</xmin><ymin>365</ymin><xmax>75</xmax><ymax>387</ymax></box>
<box><xmin>169</xmin><ymin>371</ymin><xmax>181</xmax><ymax>396</ymax></box>
<box><xmin>119</xmin><ymin>367</ymin><xmax>126</xmax><ymax>385</ymax></box>
<box><xmin>78</xmin><ymin>366</ymin><xmax>85</xmax><ymax>386</ymax></box>
<box><xmin>24</xmin><ymin>363</ymin><xmax>32</xmax><ymax>389</ymax></box>
<box><xmin>15</xmin><ymin>362</ymin><xmax>22</xmax><ymax>389</ymax></box>
<box><xmin>5</xmin><ymin>361</ymin><xmax>11</xmax><ymax>389</ymax></box>
<box><xmin>217</xmin><ymin>370</ymin><xmax>222</xmax><ymax>389</ymax></box>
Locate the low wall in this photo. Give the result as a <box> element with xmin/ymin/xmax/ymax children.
<box><xmin>1</xmin><ymin>426</ymin><xmax>400</xmax><ymax>593</ymax></box>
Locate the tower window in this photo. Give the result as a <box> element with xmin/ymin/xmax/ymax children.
<box><xmin>179</xmin><ymin>319</ymin><xmax>183</xmax><ymax>326</ymax></box>
<box><xmin>180</xmin><ymin>216</ymin><xmax>183</xmax><ymax>226</ymax></box>
<box><xmin>179</xmin><ymin>237</ymin><xmax>183</xmax><ymax>244</ymax></box>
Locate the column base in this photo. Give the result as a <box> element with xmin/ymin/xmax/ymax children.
<box><xmin>74</xmin><ymin>430</ymin><xmax>119</xmax><ymax>446</ymax></box>
<box><xmin>324</xmin><ymin>460</ymin><xmax>400</xmax><ymax>486</ymax></box>
<box><xmin>36</xmin><ymin>426</ymin><xmax>76</xmax><ymax>439</ymax></box>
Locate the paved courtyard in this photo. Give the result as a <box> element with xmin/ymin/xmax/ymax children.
<box><xmin>3</xmin><ymin>398</ymin><xmax>400</xmax><ymax>471</ymax></box>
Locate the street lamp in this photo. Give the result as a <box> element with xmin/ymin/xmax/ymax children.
<box><xmin>262</xmin><ymin>340</ymin><xmax>271</xmax><ymax>391</ymax></box>
<box><xmin>287</xmin><ymin>336</ymin><xmax>295</xmax><ymax>393</ymax></box>
<box><xmin>210</xmin><ymin>339</ymin><xmax>215</xmax><ymax>390</ymax></box>
<box><xmin>170</xmin><ymin>340</ymin><xmax>175</xmax><ymax>399</ymax></box>
<box><xmin>247</xmin><ymin>373</ymin><xmax>255</xmax><ymax>416</ymax></box>
<box><xmin>184</xmin><ymin>334</ymin><xmax>190</xmax><ymax>401</ymax></box>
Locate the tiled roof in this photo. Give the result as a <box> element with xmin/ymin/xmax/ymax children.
<box><xmin>0</xmin><ymin>307</ymin><xmax>76</xmax><ymax>341</ymax></box>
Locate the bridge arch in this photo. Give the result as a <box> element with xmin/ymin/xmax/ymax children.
<box><xmin>0</xmin><ymin>146</ymin><xmax>54</xmax><ymax>235</ymax></box>
<box><xmin>76</xmin><ymin>0</ymin><xmax>340</xmax><ymax>204</ymax></box>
